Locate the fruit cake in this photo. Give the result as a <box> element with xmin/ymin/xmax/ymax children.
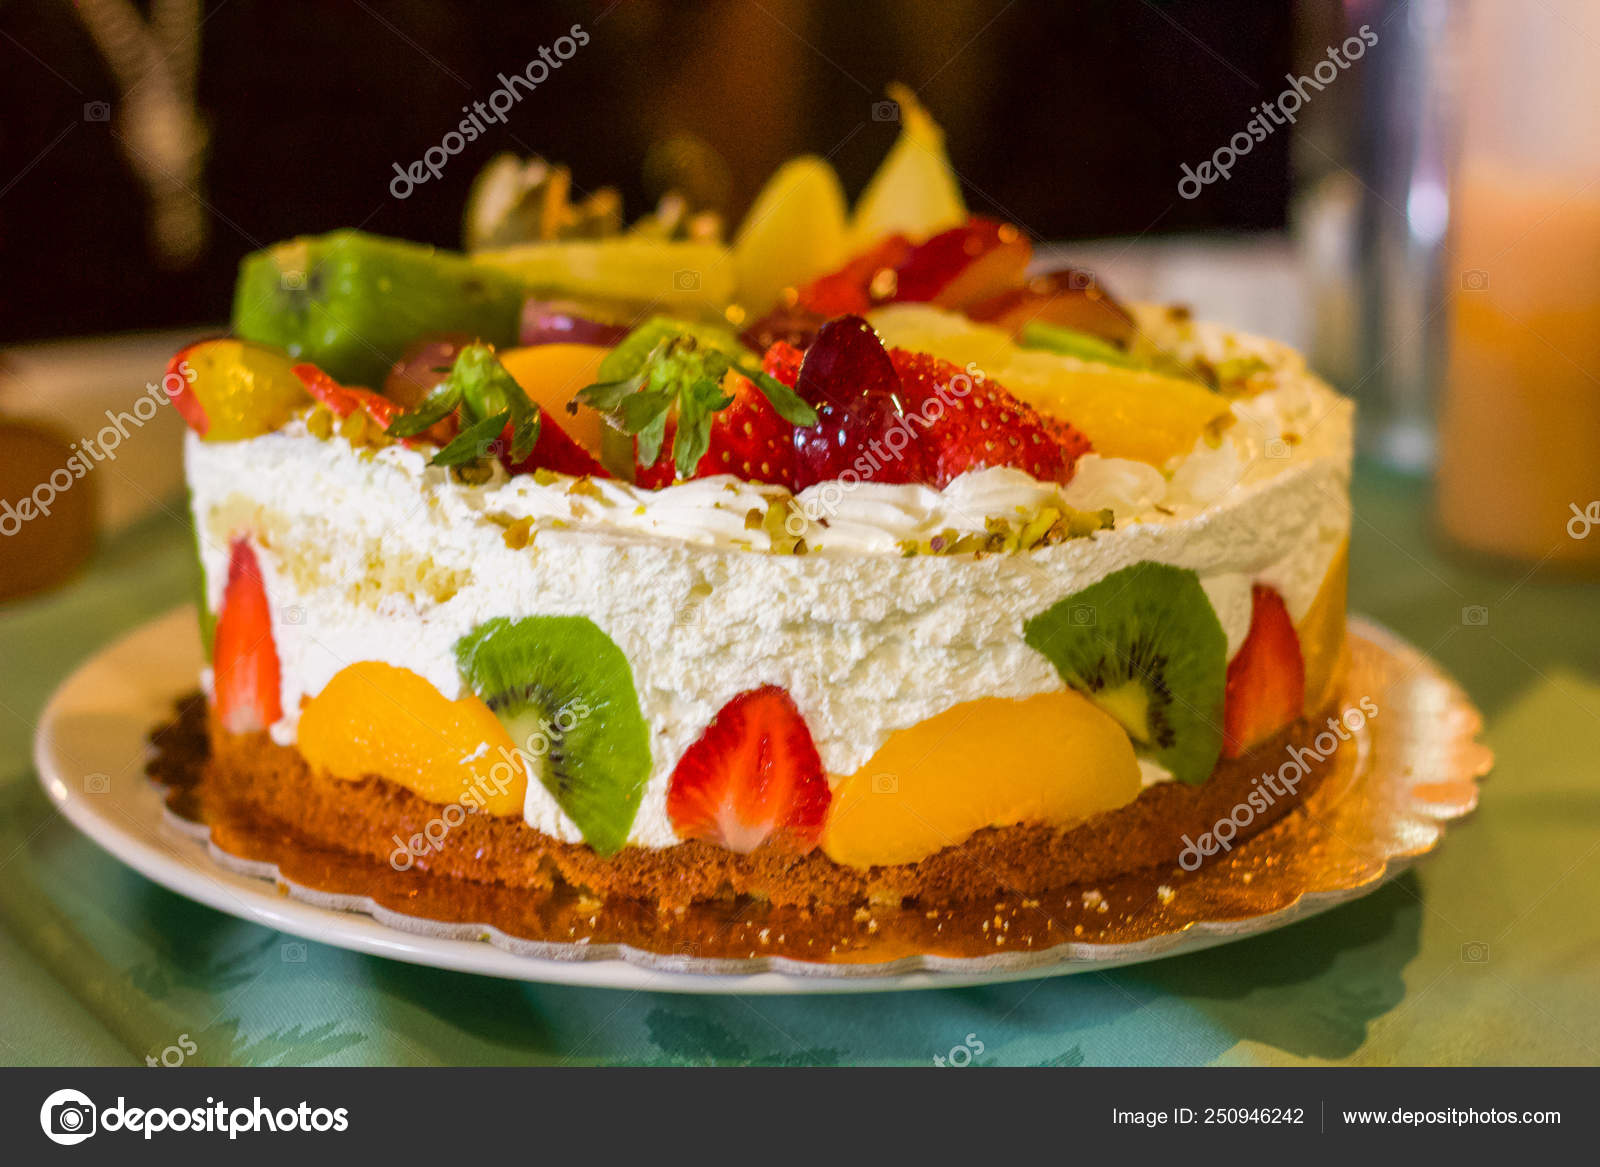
<box><xmin>170</xmin><ymin>94</ymin><xmax>1352</xmax><ymax>925</ymax></box>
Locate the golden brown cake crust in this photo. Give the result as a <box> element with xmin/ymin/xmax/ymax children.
<box><xmin>195</xmin><ymin>696</ymin><xmax>1346</xmax><ymax>910</ymax></box>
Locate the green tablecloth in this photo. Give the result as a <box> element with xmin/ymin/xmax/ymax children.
<box><xmin>2</xmin><ymin>464</ymin><xmax>1596</xmax><ymax>1067</ymax></box>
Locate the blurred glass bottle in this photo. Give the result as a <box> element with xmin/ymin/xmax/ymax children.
<box><xmin>1295</xmin><ymin>0</ymin><xmax>1461</xmax><ymax>473</ymax></box>
<box><xmin>1434</xmin><ymin>0</ymin><xmax>1600</xmax><ymax>569</ymax></box>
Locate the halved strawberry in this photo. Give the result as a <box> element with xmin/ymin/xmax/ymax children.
<box><xmin>667</xmin><ymin>685</ymin><xmax>831</xmax><ymax>854</ymax></box>
<box><xmin>213</xmin><ymin>537</ymin><xmax>283</xmax><ymax>733</ymax></box>
<box><xmin>1222</xmin><ymin>585</ymin><xmax>1306</xmax><ymax>757</ymax></box>
<box><xmin>292</xmin><ymin>363</ymin><xmax>400</xmax><ymax>430</ymax></box>
<box><xmin>634</xmin><ymin>343</ymin><xmax>806</xmax><ymax>489</ymax></box>
<box><xmin>888</xmin><ymin>348</ymin><xmax>1091</xmax><ymax>487</ymax></box>
<box><xmin>504</xmin><ymin>410</ymin><xmax>610</xmax><ymax>479</ymax></box>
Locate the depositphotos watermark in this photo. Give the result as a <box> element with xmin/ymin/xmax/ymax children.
<box><xmin>785</xmin><ymin>361</ymin><xmax>987</xmax><ymax>535</ymax></box>
<box><xmin>0</xmin><ymin>365</ymin><xmax>189</xmax><ymax>537</ymax></box>
<box><xmin>389</xmin><ymin>703</ymin><xmax>592</xmax><ymax>870</ymax></box>
<box><xmin>1178</xmin><ymin>24</ymin><xmax>1377</xmax><ymax>199</ymax></box>
<box><xmin>1178</xmin><ymin>696</ymin><xmax>1379</xmax><ymax>871</ymax></box>
<box><xmin>40</xmin><ymin>1087</ymin><xmax>348</xmax><ymax>1144</ymax></box>
<box><xmin>389</xmin><ymin>23</ymin><xmax>589</xmax><ymax>199</ymax></box>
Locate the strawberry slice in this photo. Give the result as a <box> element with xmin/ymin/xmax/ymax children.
<box><xmin>503</xmin><ymin>410</ymin><xmax>610</xmax><ymax>479</ymax></box>
<box><xmin>893</xmin><ymin>217</ymin><xmax>1032</xmax><ymax>308</ymax></box>
<box><xmin>212</xmin><ymin>537</ymin><xmax>283</xmax><ymax>733</ymax></box>
<box><xmin>795</xmin><ymin>233</ymin><xmax>914</xmax><ymax>317</ymax></box>
<box><xmin>292</xmin><ymin>363</ymin><xmax>400</xmax><ymax>429</ymax></box>
<box><xmin>888</xmin><ymin>348</ymin><xmax>1091</xmax><ymax>487</ymax></box>
<box><xmin>1222</xmin><ymin>585</ymin><xmax>1307</xmax><ymax>757</ymax></box>
<box><xmin>667</xmin><ymin>685</ymin><xmax>831</xmax><ymax>854</ymax></box>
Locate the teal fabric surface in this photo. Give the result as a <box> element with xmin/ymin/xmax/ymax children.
<box><xmin>1</xmin><ymin>464</ymin><xmax>1596</xmax><ymax>1066</ymax></box>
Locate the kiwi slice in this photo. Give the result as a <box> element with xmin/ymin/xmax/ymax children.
<box><xmin>454</xmin><ymin>615</ymin><xmax>651</xmax><ymax>855</ymax></box>
<box><xmin>232</xmin><ymin>230</ymin><xmax>526</xmax><ymax>386</ymax></box>
<box><xmin>1023</xmin><ymin>561</ymin><xmax>1226</xmax><ymax>785</ymax></box>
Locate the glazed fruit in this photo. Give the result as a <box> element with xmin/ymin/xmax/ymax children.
<box><xmin>1222</xmin><ymin>585</ymin><xmax>1307</xmax><ymax>757</ymax></box>
<box><xmin>893</xmin><ymin>218</ymin><xmax>1032</xmax><ymax>308</ymax></box>
<box><xmin>889</xmin><ymin>349</ymin><xmax>1091</xmax><ymax>487</ymax></box>
<box><xmin>497</xmin><ymin>343</ymin><xmax>612</xmax><ymax>458</ymax></box>
<box><xmin>733</xmin><ymin>155</ymin><xmax>850</xmax><ymax>313</ymax></box>
<box><xmin>1018</xmin><ymin>322</ymin><xmax>1141</xmax><ymax>369</ymax></box>
<box><xmin>792</xmin><ymin>315</ymin><xmax>929</xmax><ymax>486</ymax></box>
<box><xmin>292</xmin><ymin>363</ymin><xmax>399</xmax><ymax>430</ymax></box>
<box><xmin>167</xmin><ymin>339</ymin><xmax>309</xmax><ymax>441</ymax></box>
<box><xmin>470</xmin><ymin>238</ymin><xmax>736</xmax><ymax>313</ymax></box>
<box><xmin>667</xmin><ymin>685</ymin><xmax>831</xmax><ymax>853</ymax></box>
<box><xmin>966</xmin><ymin>268</ymin><xmax>1136</xmax><ymax>345</ymax></box>
<box><xmin>232</xmin><ymin>230</ymin><xmax>525</xmax><ymax>386</ymax></box>
<box><xmin>793</xmin><ymin>234</ymin><xmax>914</xmax><ymax>318</ymax></box>
<box><xmin>212</xmin><ymin>538</ymin><xmax>282</xmax><ymax>733</ymax></box>
<box><xmin>849</xmin><ymin>83</ymin><xmax>966</xmax><ymax>249</ymax></box>
<box><xmin>297</xmin><ymin>661</ymin><xmax>525</xmax><ymax>816</ymax></box>
<box><xmin>1024</xmin><ymin>562</ymin><xmax>1227</xmax><ymax>786</ymax></box>
<box><xmin>822</xmin><ymin>692</ymin><xmax>1142</xmax><ymax>868</ymax></box>
<box><xmin>867</xmin><ymin>302</ymin><xmax>1015</xmax><ymax>373</ymax></box>
<box><xmin>998</xmin><ymin>352</ymin><xmax>1232</xmax><ymax>467</ymax></box>
<box><xmin>579</xmin><ymin>318</ymin><xmax>815</xmax><ymax>485</ymax></box>
<box><xmin>518</xmin><ymin>300</ymin><xmax>633</xmax><ymax>348</ymax></box>
<box><xmin>1298</xmin><ymin>541</ymin><xmax>1349</xmax><ymax>715</ymax></box>
<box><xmin>454</xmin><ymin>615</ymin><xmax>651</xmax><ymax>856</ymax></box>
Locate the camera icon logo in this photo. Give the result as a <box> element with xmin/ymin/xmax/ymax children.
<box><xmin>870</xmin><ymin>772</ymin><xmax>898</xmax><ymax>795</ymax></box>
<box><xmin>281</xmin><ymin>605</ymin><xmax>306</xmax><ymax>625</ymax></box>
<box><xmin>871</xmin><ymin>100</ymin><xmax>900</xmax><ymax>122</ymax></box>
<box><xmin>1461</xmin><ymin>941</ymin><xmax>1490</xmax><ymax>963</ymax></box>
<box><xmin>83</xmin><ymin>101</ymin><xmax>111</xmax><ymax>122</ymax></box>
<box><xmin>40</xmin><ymin>1088</ymin><xmax>97</xmax><ymax>1145</ymax></box>
<box><xmin>280</xmin><ymin>269</ymin><xmax>307</xmax><ymax>291</ymax></box>
<box><xmin>673</xmin><ymin>269</ymin><xmax>701</xmax><ymax>291</ymax></box>
<box><xmin>1070</xmin><ymin>604</ymin><xmax>1097</xmax><ymax>627</ymax></box>
<box><xmin>1065</xmin><ymin>269</ymin><xmax>1096</xmax><ymax>291</ymax></box>
<box><xmin>1461</xmin><ymin>269</ymin><xmax>1489</xmax><ymax>291</ymax></box>
<box><xmin>83</xmin><ymin>773</ymin><xmax>110</xmax><ymax>795</ymax></box>
<box><xmin>1264</xmin><ymin>436</ymin><xmax>1291</xmax><ymax>460</ymax></box>
<box><xmin>1461</xmin><ymin>605</ymin><xmax>1489</xmax><ymax>627</ymax></box>
<box><xmin>281</xmin><ymin>941</ymin><xmax>307</xmax><ymax>963</ymax></box>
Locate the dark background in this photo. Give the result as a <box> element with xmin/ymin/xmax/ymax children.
<box><xmin>0</xmin><ymin>0</ymin><xmax>1293</xmax><ymax>343</ymax></box>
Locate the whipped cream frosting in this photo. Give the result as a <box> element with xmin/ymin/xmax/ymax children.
<box><xmin>186</xmin><ymin>323</ymin><xmax>1353</xmax><ymax>850</ymax></box>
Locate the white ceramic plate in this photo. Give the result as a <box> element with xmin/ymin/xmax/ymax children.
<box><xmin>34</xmin><ymin>607</ymin><xmax>1486</xmax><ymax>994</ymax></box>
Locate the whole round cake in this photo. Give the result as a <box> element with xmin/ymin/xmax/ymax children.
<box><xmin>167</xmin><ymin>95</ymin><xmax>1352</xmax><ymax>945</ymax></box>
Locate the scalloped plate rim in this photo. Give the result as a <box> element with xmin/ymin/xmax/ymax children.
<box><xmin>33</xmin><ymin>606</ymin><xmax>1488</xmax><ymax>994</ymax></box>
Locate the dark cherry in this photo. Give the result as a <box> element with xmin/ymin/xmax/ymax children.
<box><xmin>791</xmin><ymin>315</ymin><xmax>928</xmax><ymax>487</ymax></box>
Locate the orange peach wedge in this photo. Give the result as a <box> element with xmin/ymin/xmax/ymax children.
<box><xmin>822</xmin><ymin>691</ymin><xmax>1141</xmax><ymax>868</ymax></box>
<box><xmin>298</xmin><ymin>661</ymin><xmax>525</xmax><ymax>815</ymax></box>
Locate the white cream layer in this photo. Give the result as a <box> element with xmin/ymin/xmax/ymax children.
<box><xmin>187</xmin><ymin>346</ymin><xmax>1351</xmax><ymax>849</ymax></box>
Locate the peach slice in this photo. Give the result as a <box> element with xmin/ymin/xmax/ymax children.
<box><xmin>298</xmin><ymin>661</ymin><xmax>525</xmax><ymax>815</ymax></box>
<box><xmin>822</xmin><ymin>691</ymin><xmax>1141</xmax><ymax>868</ymax></box>
<box><xmin>1298</xmin><ymin>540</ymin><xmax>1350</xmax><ymax>714</ymax></box>
<box><xmin>497</xmin><ymin>343</ymin><xmax>611</xmax><ymax>457</ymax></box>
<box><xmin>997</xmin><ymin>354</ymin><xmax>1233</xmax><ymax>467</ymax></box>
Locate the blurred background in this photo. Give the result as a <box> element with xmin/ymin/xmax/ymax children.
<box><xmin>1</xmin><ymin>0</ymin><xmax>1597</xmax><ymax>593</ymax></box>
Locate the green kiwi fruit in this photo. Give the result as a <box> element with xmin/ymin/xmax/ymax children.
<box><xmin>232</xmin><ymin>230</ymin><xmax>526</xmax><ymax>386</ymax></box>
<box><xmin>1023</xmin><ymin>561</ymin><xmax>1226</xmax><ymax>785</ymax></box>
<box><xmin>454</xmin><ymin>615</ymin><xmax>651</xmax><ymax>855</ymax></box>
